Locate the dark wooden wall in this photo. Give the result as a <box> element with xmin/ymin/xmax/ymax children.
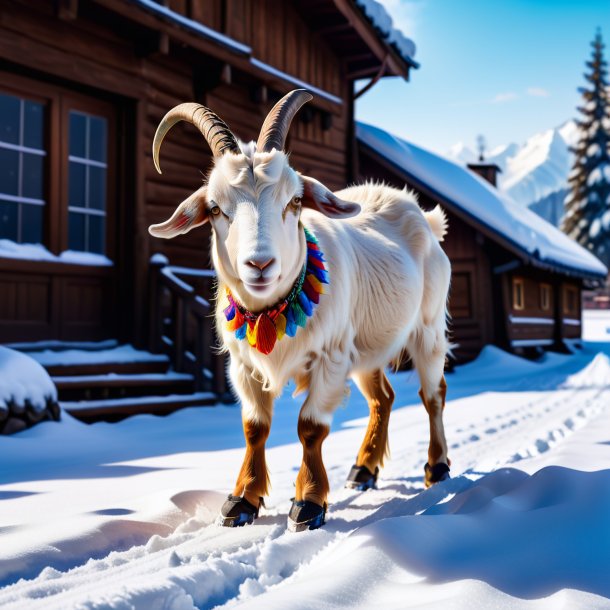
<box><xmin>0</xmin><ymin>0</ymin><xmax>352</xmax><ymax>344</ymax></box>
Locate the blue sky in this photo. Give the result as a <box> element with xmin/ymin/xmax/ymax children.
<box><xmin>356</xmin><ymin>0</ymin><xmax>610</xmax><ymax>155</ymax></box>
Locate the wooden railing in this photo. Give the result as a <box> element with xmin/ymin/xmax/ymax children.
<box><xmin>149</xmin><ymin>255</ymin><xmax>231</xmax><ymax>399</ymax></box>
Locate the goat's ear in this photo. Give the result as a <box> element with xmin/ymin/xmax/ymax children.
<box><xmin>300</xmin><ymin>175</ymin><xmax>360</xmax><ymax>219</ymax></box>
<box><xmin>148</xmin><ymin>186</ymin><xmax>209</xmax><ymax>239</ymax></box>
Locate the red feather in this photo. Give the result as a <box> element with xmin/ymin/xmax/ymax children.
<box><xmin>303</xmin><ymin>279</ymin><xmax>320</xmax><ymax>304</ymax></box>
<box><xmin>255</xmin><ymin>314</ymin><xmax>277</xmax><ymax>355</ymax></box>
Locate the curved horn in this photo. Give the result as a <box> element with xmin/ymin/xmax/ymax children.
<box><xmin>152</xmin><ymin>103</ymin><xmax>240</xmax><ymax>173</ymax></box>
<box><xmin>256</xmin><ymin>89</ymin><xmax>313</xmax><ymax>153</ymax></box>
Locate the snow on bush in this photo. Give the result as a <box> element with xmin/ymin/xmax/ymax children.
<box><xmin>0</xmin><ymin>346</ymin><xmax>59</xmax><ymax>434</ymax></box>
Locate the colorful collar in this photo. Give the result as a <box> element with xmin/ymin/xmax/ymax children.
<box><xmin>223</xmin><ymin>227</ymin><xmax>329</xmax><ymax>354</ymax></box>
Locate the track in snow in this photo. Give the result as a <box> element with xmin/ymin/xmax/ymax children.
<box><xmin>1</xmin><ymin>351</ymin><xmax>610</xmax><ymax>610</ymax></box>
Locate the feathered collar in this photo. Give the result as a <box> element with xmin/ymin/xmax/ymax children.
<box><xmin>223</xmin><ymin>226</ymin><xmax>328</xmax><ymax>354</ymax></box>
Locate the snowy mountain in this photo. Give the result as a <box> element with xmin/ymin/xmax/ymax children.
<box><xmin>447</xmin><ymin>121</ymin><xmax>579</xmax><ymax>217</ymax></box>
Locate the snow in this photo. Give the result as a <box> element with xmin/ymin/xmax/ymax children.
<box><xmin>354</xmin><ymin>0</ymin><xmax>417</xmax><ymax>64</ymax></box>
<box><xmin>25</xmin><ymin>344</ymin><xmax>168</xmax><ymax>367</ymax></box>
<box><xmin>1</xmin><ymin>332</ymin><xmax>610</xmax><ymax>607</ymax></box>
<box><xmin>586</xmin><ymin>162</ymin><xmax>610</xmax><ymax>186</ymax></box>
<box><xmin>590</xmin><ymin>218</ymin><xmax>602</xmax><ymax>238</ymax></box>
<box><xmin>249</xmin><ymin>59</ymin><xmax>343</xmax><ymax>106</ymax></box>
<box><xmin>583</xmin><ymin>309</ymin><xmax>610</xmax><ymax>341</ymax></box>
<box><xmin>357</xmin><ymin>121</ymin><xmax>608</xmax><ymax>279</ymax></box>
<box><xmin>129</xmin><ymin>0</ymin><xmax>251</xmax><ymax>56</ymax></box>
<box><xmin>0</xmin><ymin>240</ymin><xmax>113</xmax><ymax>266</ymax></box>
<box><xmin>62</xmin><ymin>392</ymin><xmax>215</xmax><ymax>412</ymax></box>
<box><xmin>446</xmin><ymin>121</ymin><xmax>578</xmax><ymax>208</ymax></box>
<box><xmin>0</xmin><ymin>346</ymin><xmax>57</xmax><ymax>413</ymax></box>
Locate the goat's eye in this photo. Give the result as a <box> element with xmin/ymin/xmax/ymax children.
<box><xmin>210</xmin><ymin>205</ymin><xmax>221</xmax><ymax>217</ymax></box>
<box><xmin>293</xmin><ymin>196</ymin><xmax>302</xmax><ymax>205</ymax></box>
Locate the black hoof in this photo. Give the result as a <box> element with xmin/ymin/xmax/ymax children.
<box><xmin>345</xmin><ymin>464</ymin><xmax>379</xmax><ymax>491</ymax></box>
<box><xmin>287</xmin><ymin>499</ymin><xmax>327</xmax><ymax>532</ymax></box>
<box><xmin>218</xmin><ymin>494</ymin><xmax>262</xmax><ymax>527</ymax></box>
<box><xmin>424</xmin><ymin>462</ymin><xmax>450</xmax><ymax>487</ymax></box>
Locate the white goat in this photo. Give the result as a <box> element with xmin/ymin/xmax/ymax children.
<box><xmin>149</xmin><ymin>90</ymin><xmax>451</xmax><ymax>531</ymax></box>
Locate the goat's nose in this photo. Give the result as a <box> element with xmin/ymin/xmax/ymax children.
<box><xmin>247</xmin><ymin>257</ymin><xmax>275</xmax><ymax>272</ymax></box>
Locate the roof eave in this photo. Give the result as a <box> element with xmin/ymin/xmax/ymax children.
<box><xmin>358</xmin><ymin>139</ymin><xmax>607</xmax><ymax>283</ymax></box>
<box><xmin>332</xmin><ymin>0</ymin><xmax>417</xmax><ymax>80</ymax></box>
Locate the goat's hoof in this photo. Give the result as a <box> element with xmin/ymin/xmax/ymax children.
<box><xmin>424</xmin><ymin>462</ymin><xmax>450</xmax><ymax>488</ymax></box>
<box><xmin>345</xmin><ymin>464</ymin><xmax>379</xmax><ymax>491</ymax></box>
<box><xmin>218</xmin><ymin>494</ymin><xmax>262</xmax><ymax>527</ymax></box>
<box><xmin>287</xmin><ymin>499</ymin><xmax>327</xmax><ymax>532</ymax></box>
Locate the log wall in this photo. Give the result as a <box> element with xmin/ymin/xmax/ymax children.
<box><xmin>0</xmin><ymin>0</ymin><xmax>352</xmax><ymax>343</ymax></box>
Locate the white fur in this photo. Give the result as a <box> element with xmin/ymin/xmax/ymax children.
<box><xmin>214</xmin><ymin>151</ymin><xmax>450</xmax><ymax>426</ymax></box>
<box><xmin>152</xmin><ymin>145</ymin><xmax>451</xmax><ymax>436</ymax></box>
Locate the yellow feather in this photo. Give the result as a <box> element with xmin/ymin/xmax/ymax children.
<box><xmin>246</xmin><ymin>323</ymin><xmax>256</xmax><ymax>347</ymax></box>
<box><xmin>275</xmin><ymin>314</ymin><xmax>287</xmax><ymax>340</ymax></box>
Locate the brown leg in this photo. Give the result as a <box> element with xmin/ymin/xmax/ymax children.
<box><xmin>353</xmin><ymin>370</ymin><xmax>395</xmax><ymax>472</ymax></box>
<box><xmin>419</xmin><ymin>376</ymin><xmax>449</xmax><ymax>487</ymax></box>
<box><xmin>228</xmin><ymin>359</ymin><xmax>275</xmax><ymax>507</ymax></box>
<box><xmin>233</xmin><ymin>419</ymin><xmax>271</xmax><ymax>506</ymax></box>
<box><xmin>295</xmin><ymin>417</ymin><xmax>330</xmax><ymax>506</ymax></box>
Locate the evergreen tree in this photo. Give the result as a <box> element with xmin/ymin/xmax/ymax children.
<box><xmin>562</xmin><ymin>30</ymin><xmax>610</xmax><ymax>269</ymax></box>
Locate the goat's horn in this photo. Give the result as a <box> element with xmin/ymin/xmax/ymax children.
<box><xmin>256</xmin><ymin>89</ymin><xmax>313</xmax><ymax>153</ymax></box>
<box><xmin>152</xmin><ymin>103</ymin><xmax>240</xmax><ymax>173</ymax></box>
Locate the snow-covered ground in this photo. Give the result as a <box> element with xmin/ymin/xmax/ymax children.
<box><xmin>1</xmin><ymin>314</ymin><xmax>610</xmax><ymax>609</ymax></box>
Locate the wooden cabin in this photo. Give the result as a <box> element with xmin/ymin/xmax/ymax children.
<box><xmin>0</xmin><ymin>0</ymin><xmax>416</xmax><ymax>343</ymax></box>
<box><xmin>0</xmin><ymin>0</ymin><xmax>417</xmax><ymax>416</ymax></box>
<box><xmin>357</xmin><ymin>122</ymin><xmax>608</xmax><ymax>361</ymax></box>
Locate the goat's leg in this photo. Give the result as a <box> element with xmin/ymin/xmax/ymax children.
<box><xmin>220</xmin><ymin>361</ymin><xmax>274</xmax><ymax>526</ymax></box>
<box><xmin>289</xmin><ymin>359</ymin><xmax>348</xmax><ymax>531</ymax></box>
<box><xmin>346</xmin><ymin>369</ymin><xmax>395</xmax><ymax>490</ymax></box>
<box><xmin>408</xmin><ymin>328</ymin><xmax>450</xmax><ymax>487</ymax></box>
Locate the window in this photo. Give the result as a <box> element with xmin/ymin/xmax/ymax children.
<box><xmin>0</xmin><ymin>73</ymin><xmax>115</xmax><ymax>258</ymax></box>
<box><xmin>512</xmin><ymin>278</ymin><xmax>525</xmax><ymax>310</ymax></box>
<box><xmin>0</xmin><ymin>92</ymin><xmax>46</xmax><ymax>244</ymax></box>
<box><xmin>563</xmin><ymin>285</ymin><xmax>579</xmax><ymax>316</ymax></box>
<box><xmin>68</xmin><ymin>112</ymin><xmax>108</xmax><ymax>254</ymax></box>
<box><xmin>540</xmin><ymin>283</ymin><xmax>552</xmax><ymax>311</ymax></box>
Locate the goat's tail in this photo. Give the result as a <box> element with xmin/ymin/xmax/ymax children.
<box><xmin>423</xmin><ymin>205</ymin><xmax>448</xmax><ymax>242</ymax></box>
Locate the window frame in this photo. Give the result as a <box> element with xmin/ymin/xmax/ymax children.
<box><xmin>563</xmin><ymin>285</ymin><xmax>579</xmax><ymax>317</ymax></box>
<box><xmin>60</xmin><ymin>92</ymin><xmax>116</xmax><ymax>257</ymax></box>
<box><xmin>512</xmin><ymin>277</ymin><xmax>525</xmax><ymax>311</ymax></box>
<box><xmin>540</xmin><ymin>283</ymin><xmax>552</xmax><ymax>312</ymax></box>
<box><xmin>0</xmin><ymin>73</ymin><xmax>59</xmax><ymax>250</ymax></box>
<box><xmin>0</xmin><ymin>70</ymin><xmax>116</xmax><ymax>259</ymax></box>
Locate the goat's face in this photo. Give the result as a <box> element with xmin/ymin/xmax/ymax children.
<box><xmin>148</xmin><ymin>90</ymin><xmax>360</xmax><ymax>306</ymax></box>
<box><xmin>207</xmin><ymin>148</ymin><xmax>303</xmax><ymax>300</ymax></box>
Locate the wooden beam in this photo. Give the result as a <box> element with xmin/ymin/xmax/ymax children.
<box><xmin>135</xmin><ymin>30</ymin><xmax>169</xmax><ymax>57</ymax></box>
<box><xmin>332</xmin><ymin>0</ymin><xmax>410</xmax><ymax>78</ymax></box>
<box><xmin>193</xmin><ymin>61</ymin><xmax>231</xmax><ymax>100</ymax></box>
<box><xmin>55</xmin><ymin>0</ymin><xmax>78</xmax><ymax>20</ymax></box>
<box><xmin>251</xmin><ymin>84</ymin><xmax>268</xmax><ymax>105</ymax></box>
<box><xmin>0</xmin><ymin>27</ymin><xmax>146</xmax><ymax>98</ymax></box>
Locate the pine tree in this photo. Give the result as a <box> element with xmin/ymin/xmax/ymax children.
<box><xmin>562</xmin><ymin>30</ymin><xmax>610</xmax><ymax>269</ymax></box>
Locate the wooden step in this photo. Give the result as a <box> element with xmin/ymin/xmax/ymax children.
<box><xmin>45</xmin><ymin>359</ymin><xmax>170</xmax><ymax>376</ymax></box>
<box><xmin>53</xmin><ymin>372</ymin><xmax>195</xmax><ymax>401</ymax></box>
<box><xmin>62</xmin><ymin>392</ymin><xmax>218</xmax><ymax>423</ymax></box>
<box><xmin>17</xmin><ymin>344</ymin><xmax>171</xmax><ymax>377</ymax></box>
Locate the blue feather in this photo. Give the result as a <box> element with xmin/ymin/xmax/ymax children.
<box><xmin>298</xmin><ymin>291</ymin><xmax>313</xmax><ymax>316</ymax></box>
<box><xmin>285</xmin><ymin>307</ymin><xmax>298</xmax><ymax>337</ymax></box>
<box><xmin>235</xmin><ymin>323</ymin><xmax>247</xmax><ymax>340</ymax></box>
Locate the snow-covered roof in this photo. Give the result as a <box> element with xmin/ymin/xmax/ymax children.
<box><xmin>130</xmin><ymin>0</ymin><xmax>417</xmax><ymax>78</ymax></box>
<box><xmin>357</xmin><ymin>122</ymin><xmax>608</xmax><ymax>280</ymax></box>
<box><xmin>354</xmin><ymin>0</ymin><xmax>417</xmax><ymax>67</ymax></box>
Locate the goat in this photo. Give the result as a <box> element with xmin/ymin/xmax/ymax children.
<box><xmin>149</xmin><ymin>90</ymin><xmax>451</xmax><ymax>531</ymax></box>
